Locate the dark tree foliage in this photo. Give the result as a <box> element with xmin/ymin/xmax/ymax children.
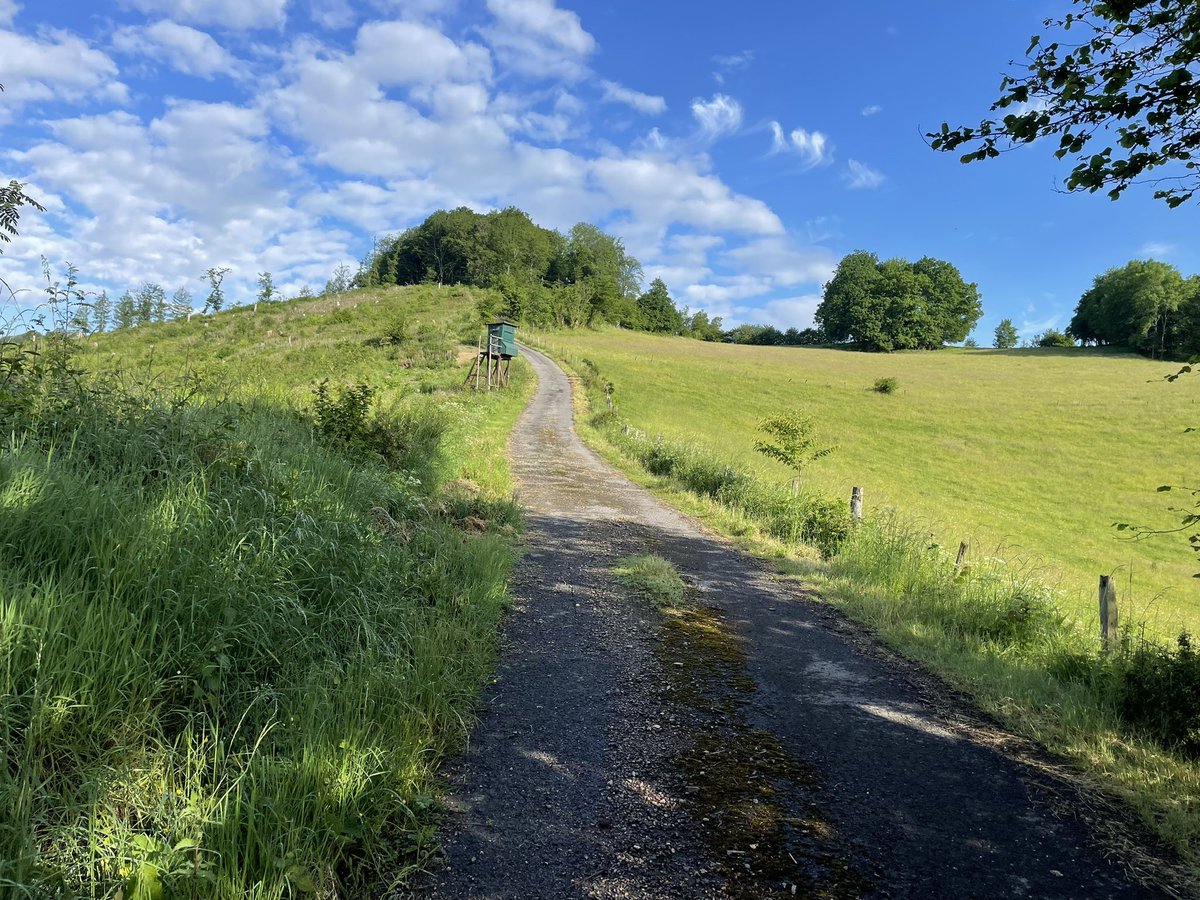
<box><xmin>815</xmin><ymin>251</ymin><xmax>983</xmax><ymax>351</ymax></box>
<box><xmin>636</xmin><ymin>279</ymin><xmax>683</xmax><ymax>333</ymax></box>
<box><xmin>930</xmin><ymin>1</ymin><xmax>1200</xmax><ymax>206</ymax></box>
<box><xmin>723</xmin><ymin>324</ymin><xmax>828</xmax><ymax>346</ymax></box>
<box><xmin>1069</xmin><ymin>259</ymin><xmax>1197</xmax><ymax>356</ymax></box>
<box><xmin>1035</xmin><ymin>329</ymin><xmax>1076</xmax><ymax>348</ymax></box>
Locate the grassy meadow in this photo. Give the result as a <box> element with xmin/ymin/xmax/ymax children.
<box><xmin>530</xmin><ymin>329</ymin><xmax>1198</xmax><ymax>638</ymax></box>
<box><xmin>1</xmin><ymin>284</ymin><xmax>532</xmax><ymax>897</ymax></box>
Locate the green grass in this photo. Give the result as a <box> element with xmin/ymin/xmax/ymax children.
<box><xmin>612</xmin><ymin>553</ymin><xmax>687</xmax><ymax>607</ymax></box>
<box><xmin>535</xmin><ymin>329</ymin><xmax>1200</xmax><ymax>877</ymax></box>
<box><xmin>530</xmin><ymin>328</ymin><xmax>1198</xmax><ymax>639</ymax></box>
<box><xmin>0</xmin><ymin>285</ymin><xmax>535</xmax><ymax>897</ymax></box>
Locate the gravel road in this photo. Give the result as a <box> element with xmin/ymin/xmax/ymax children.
<box><xmin>410</xmin><ymin>346</ymin><xmax>1177</xmax><ymax>899</ymax></box>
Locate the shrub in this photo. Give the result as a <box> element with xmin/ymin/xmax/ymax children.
<box><xmin>311</xmin><ymin>380</ymin><xmax>447</xmax><ymax>478</ymax></box>
<box><xmin>872</xmin><ymin>376</ymin><xmax>899</xmax><ymax>394</ymax></box>
<box><xmin>1035</xmin><ymin>329</ymin><xmax>1075</xmax><ymax>348</ymax></box>
<box><xmin>1116</xmin><ymin>633</ymin><xmax>1200</xmax><ymax>756</ymax></box>
<box><xmin>384</xmin><ymin>313</ymin><xmax>410</xmax><ymax>345</ymax></box>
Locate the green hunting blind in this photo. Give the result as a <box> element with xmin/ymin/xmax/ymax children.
<box><xmin>465</xmin><ymin>320</ymin><xmax>519</xmax><ymax>389</ymax></box>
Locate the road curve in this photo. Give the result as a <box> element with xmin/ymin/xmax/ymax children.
<box><xmin>412</xmin><ymin>346</ymin><xmax>1167</xmax><ymax>899</ymax></box>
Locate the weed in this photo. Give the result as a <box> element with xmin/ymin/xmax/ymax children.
<box><xmin>872</xmin><ymin>376</ymin><xmax>899</xmax><ymax>394</ymax></box>
<box><xmin>612</xmin><ymin>553</ymin><xmax>686</xmax><ymax>606</ymax></box>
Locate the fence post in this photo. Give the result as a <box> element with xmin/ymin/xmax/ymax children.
<box><xmin>1099</xmin><ymin>575</ymin><xmax>1119</xmax><ymax>652</ymax></box>
<box><xmin>850</xmin><ymin>486</ymin><xmax>863</xmax><ymax>522</ymax></box>
<box><xmin>954</xmin><ymin>541</ymin><xmax>969</xmax><ymax>574</ymax></box>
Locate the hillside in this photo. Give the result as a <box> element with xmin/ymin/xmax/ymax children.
<box><xmin>1</xmin><ymin>284</ymin><xmax>531</xmax><ymax>896</ymax></box>
<box><xmin>530</xmin><ymin>328</ymin><xmax>1199</xmax><ymax>637</ymax></box>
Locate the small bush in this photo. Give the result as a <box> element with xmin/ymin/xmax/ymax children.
<box><xmin>1116</xmin><ymin>633</ymin><xmax>1200</xmax><ymax>756</ymax></box>
<box><xmin>1035</xmin><ymin>330</ymin><xmax>1075</xmax><ymax>348</ymax></box>
<box><xmin>383</xmin><ymin>313</ymin><xmax>410</xmax><ymax>345</ymax></box>
<box><xmin>872</xmin><ymin>376</ymin><xmax>899</xmax><ymax>394</ymax></box>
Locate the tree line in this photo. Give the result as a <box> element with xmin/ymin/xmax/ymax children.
<box><xmin>356</xmin><ymin>207</ymin><xmax>717</xmax><ymax>337</ymax></box>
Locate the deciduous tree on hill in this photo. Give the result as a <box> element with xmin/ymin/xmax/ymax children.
<box><xmin>993</xmin><ymin>318</ymin><xmax>1019</xmax><ymax>349</ymax></box>
<box><xmin>1069</xmin><ymin>259</ymin><xmax>1189</xmax><ymax>355</ymax></box>
<box><xmin>635</xmin><ymin>278</ymin><xmax>684</xmax><ymax>334</ymax></box>
<box><xmin>815</xmin><ymin>251</ymin><xmax>983</xmax><ymax>351</ymax></box>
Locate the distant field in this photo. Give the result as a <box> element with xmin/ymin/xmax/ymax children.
<box><xmin>531</xmin><ymin>329</ymin><xmax>1198</xmax><ymax>637</ymax></box>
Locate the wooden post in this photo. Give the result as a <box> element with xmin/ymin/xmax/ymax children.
<box><xmin>1099</xmin><ymin>575</ymin><xmax>1119</xmax><ymax>652</ymax></box>
<box><xmin>954</xmin><ymin>541</ymin><xmax>969</xmax><ymax>574</ymax></box>
<box><xmin>790</xmin><ymin>478</ymin><xmax>799</xmax><ymax>498</ymax></box>
<box><xmin>475</xmin><ymin>331</ymin><xmax>482</xmax><ymax>392</ymax></box>
<box><xmin>850</xmin><ymin>486</ymin><xmax>863</xmax><ymax>522</ymax></box>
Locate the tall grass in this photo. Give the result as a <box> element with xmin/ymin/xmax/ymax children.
<box><xmin>0</xmin><ymin>288</ymin><xmax>531</xmax><ymax>896</ymax></box>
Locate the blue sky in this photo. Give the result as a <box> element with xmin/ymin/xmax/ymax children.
<box><xmin>1</xmin><ymin>0</ymin><xmax>1196</xmax><ymax>340</ymax></box>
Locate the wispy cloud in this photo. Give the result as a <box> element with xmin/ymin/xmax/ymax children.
<box><xmin>845</xmin><ymin>159</ymin><xmax>884</xmax><ymax>189</ymax></box>
<box><xmin>691</xmin><ymin>93</ymin><xmax>742</xmax><ymax>139</ymax></box>
<box><xmin>768</xmin><ymin>121</ymin><xmax>832</xmax><ymax>169</ymax></box>
<box><xmin>1141</xmin><ymin>241</ymin><xmax>1174</xmax><ymax>258</ymax></box>
<box><xmin>711</xmin><ymin>48</ymin><xmax>753</xmax><ymax>84</ymax></box>
<box><xmin>600</xmin><ymin>80</ymin><xmax>665</xmax><ymax>115</ymax></box>
<box><xmin>861</xmin><ymin>104</ymin><xmax>882</xmax><ymax>117</ymax></box>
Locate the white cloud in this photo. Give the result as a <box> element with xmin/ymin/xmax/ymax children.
<box><xmin>593</xmin><ymin>155</ymin><xmax>781</xmax><ymax>238</ymax></box>
<box><xmin>0</xmin><ymin>0</ymin><xmax>18</xmax><ymax>26</ymax></box>
<box><xmin>711</xmin><ymin>49</ymin><xmax>753</xmax><ymax>84</ymax></box>
<box><xmin>112</xmin><ymin>20</ymin><xmax>238</xmax><ymax>79</ymax></box>
<box><xmin>845</xmin><ymin>159</ymin><xmax>885</xmax><ymax>189</ymax></box>
<box><xmin>6</xmin><ymin>101</ymin><xmax>315</xmax><ymax>292</ymax></box>
<box><xmin>1141</xmin><ymin>241</ymin><xmax>1174</xmax><ymax>259</ymax></box>
<box><xmin>691</xmin><ymin>93</ymin><xmax>742</xmax><ymax>139</ymax></box>
<box><xmin>0</xmin><ymin>28</ymin><xmax>127</xmax><ymax>118</ymax></box>
<box><xmin>120</xmin><ymin>0</ymin><xmax>289</xmax><ymax>29</ymax></box>
<box><xmin>1018</xmin><ymin>314</ymin><xmax>1061</xmax><ymax>340</ymax></box>
<box><xmin>355</xmin><ymin>20</ymin><xmax>492</xmax><ymax>86</ymax></box>
<box><xmin>861</xmin><ymin>104</ymin><xmax>882</xmax><ymax>117</ymax></box>
<box><xmin>769</xmin><ymin>121</ymin><xmax>832</xmax><ymax>168</ymax></box>
<box><xmin>483</xmin><ymin>0</ymin><xmax>594</xmax><ymax>80</ymax></box>
<box><xmin>308</xmin><ymin>0</ymin><xmax>355</xmax><ymax>30</ymax></box>
<box><xmin>760</xmin><ymin>294</ymin><xmax>822</xmax><ymax>329</ymax></box>
<box><xmin>723</xmin><ymin>236</ymin><xmax>836</xmax><ymax>287</ymax></box>
<box><xmin>600</xmin><ymin>80</ymin><xmax>665</xmax><ymax>115</ymax></box>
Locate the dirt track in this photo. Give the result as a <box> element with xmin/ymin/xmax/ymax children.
<box><xmin>412</xmin><ymin>346</ymin><xmax>1171</xmax><ymax>899</ymax></box>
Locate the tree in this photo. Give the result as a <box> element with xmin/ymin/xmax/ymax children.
<box><xmin>256</xmin><ymin>271</ymin><xmax>276</xmax><ymax>309</ymax></box>
<box><xmin>815</xmin><ymin>251</ymin><xmax>983</xmax><ymax>351</ymax></box>
<box><xmin>115</xmin><ymin>290</ymin><xmax>136</xmax><ymax>330</ymax></box>
<box><xmin>324</xmin><ymin>264</ymin><xmax>352</xmax><ymax>295</ymax></box>
<box><xmin>133</xmin><ymin>283</ymin><xmax>162</xmax><ymax>326</ymax></box>
<box><xmin>929</xmin><ymin>1</ymin><xmax>1200</xmax><ymax>207</ymax></box>
<box><xmin>204</xmin><ymin>267</ymin><xmax>231</xmax><ymax>314</ymax></box>
<box><xmin>170</xmin><ymin>287</ymin><xmax>193</xmax><ymax>320</ymax></box>
<box><xmin>635</xmin><ymin>278</ymin><xmax>684</xmax><ymax>333</ymax></box>
<box><xmin>92</xmin><ymin>290</ymin><xmax>111</xmax><ymax>333</ymax></box>
<box><xmin>963</xmin><ymin>337</ymin><xmax>979</xmax><ymax>348</ymax></box>
<box><xmin>1069</xmin><ymin>259</ymin><xmax>1188</xmax><ymax>354</ymax></box>
<box><xmin>754</xmin><ymin>412</ymin><xmax>835</xmax><ymax>493</ymax></box>
<box><xmin>994</xmin><ymin>318</ymin><xmax>1019</xmax><ymax>348</ymax></box>
<box><xmin>685</xmin><ymin>309</ymin><xmax>724</xmax><ymax>341</ymax></box>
